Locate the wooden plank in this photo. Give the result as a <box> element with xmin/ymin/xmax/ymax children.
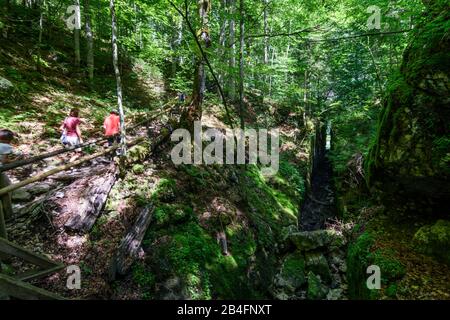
<box><xmin>64</xmin><ymin>164</ymin><xmax>118</xmax><ymax>233</ymax></box>
<box><xmin>0</xmin><ymin>238</ymin><xmax>58</xmax><ymax>269</ymax></box>
<box><xmin>0</xmin><ymin>273</ymin><xmax>64</xmax><ymax>300</ymax></box>
<box><xmin>16</xmin><ymin>264</ymin><xmax>65</xmax><ymax>282</ymax></box>
<box><xmin>114</xmin><ymin>205</ymin><xmax>154</xmax><ymax>276</ymax></box>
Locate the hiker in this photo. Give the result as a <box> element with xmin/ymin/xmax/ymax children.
<box><xmin>60</xmin><ymin>108</ymin><xmax>83</xmax><ymax>162</ymax></box>
<box><xmin>0</xmin><ymin>129</ymin><xmax>19</xmax><ymax>220</ymax></box>
<box><xmin>103</xmin><ymin>109</ymin><xmax>120</xmax><ymax>146</ymax></box>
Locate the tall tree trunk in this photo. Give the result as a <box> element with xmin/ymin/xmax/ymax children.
<box><xmin>218</xmin><ymin>0</ymin><xmax>227</xmax><ymax>92</ymax></box>
<box><xmin>84</xmin><ymin>0</ymin><xmax>94</xmax><ymax>87</ymax></box>
<box><xmin>269</xmin><ymin>47</ymin><xmax>275</xmax><ymax>97</ymax></box>
<box><xmin>185</xmin><ymin>0</ymin><xmax>210</xmax><ymax>130</ymax></box>
<box><xmin>262</xmin><ymin>0</ymin><xmax>269</xmax><ymax>100</ymax></box>
<box><xmin>263</xmin><ymin>0</ymin><xmax>269</xmax><ymax>65</ymax></box>
<box><xmin>228</xmin><ymin>0</ymin><xmax>236</xmax><ymax>101</ymax></box>
<box><xmin>37</xmin><ymin>0</ymin><xmax>44</xmax><ymax>72</ymax></box>
<box><xmin>74</xmin><ymin>0</ymin><xmax>81</xmax><ymax>69</ymax></box>
<box><xmin>110</xmin><ymin>0</ymin><xmax>126</xmax><ymax>154</ymax></box>
<box><xmin>238</xmin><ymin>0</ymin><xmax>245</xmax><ymax>129</ymax></box>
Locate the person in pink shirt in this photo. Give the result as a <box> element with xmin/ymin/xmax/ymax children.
<box><xmin>60</xmin><ymin>108</ymin><xmax>83</xmax><ymax>161</ymax></box>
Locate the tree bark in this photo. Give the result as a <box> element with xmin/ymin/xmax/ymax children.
<box><xmin>238</xmin><ymin>0</ymin><xmax>245</xmax><ymax>129</ymax></box>
<box><xmin>217</xmin><ymin>0</ymin><xmax>227</xmax><ymax>91</ymax></box>
<box><xmin>113</xmin><ymin>205</ymin><xmax>154</xmax><ymax>276</ymax></box>
<box><xmin>37</xmin><ymin>0</ymin><xmax>44</xmax><ymax>72</ymax></box>
<box><xmin>185</xmin><ymin>0</ymin><xmax>211</xmax><ymax>130</ymax></box>
<box><xmin>228</xmin><ymin>0</ymin><xmax>236</xmax><ymax>100</ymax></box>
<box><xmin>62</xmin><ymin>164</ymin><xmax>117</xmax><ymax>233</ymax></box>
<box><xmin>84</xmin><ymin>0</ymin><xmax>94</xmax><ymax>87</ymax></box>
<box><xmin>110</xmin><ymin>0</ymin><xmax>127</xmax><ymax>154</ymax></box>
<box><xmin>263</xmin><ymin>0</ymin><xmax>269</xmax><ymax>65</ymax></box>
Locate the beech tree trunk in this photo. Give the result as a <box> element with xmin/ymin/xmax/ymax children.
<box><xmin>185</xmin><ymin>0</ymin><xmax>211</xmax><ymax>131</ymax></box>
<box><xmin>238</xmin><ymin>0</ymin><xmax>245</xmax><ymax>129</ymax></box>
<box><xmin>84</xmin><ymin>0</ymin><xmax>94</xmax><ymax>87</ymax></box>
<box><xmin>110</xmin><ymin>0</ymin><xmax>126</xmax><ymax>154</ymax></box>
<box><xmin>228</xmin><ymin>0</ymin><xmax>236</xmax><ymax>100</ymax></box>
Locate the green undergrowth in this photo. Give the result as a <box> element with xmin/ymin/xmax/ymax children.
<box><xmin>131</xmin><ymin>155</ymin><xmax>306</xmax><ymax>299</ymax></box>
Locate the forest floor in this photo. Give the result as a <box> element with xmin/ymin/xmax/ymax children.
<box><xmin>366</xmin><ymin>213</ymin><xmax>450</xmax><ymax>300</ymax></box>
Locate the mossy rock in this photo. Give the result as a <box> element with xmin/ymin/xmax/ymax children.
<box><xmin>289</xmin><ymin>229</ymin><xmax>344</xmax><ymax>251</ymax></box>
<box><xmin>306</xmin><ymin>271</ymin><xmax>328</xmax><ymax>300</ymax></box>
<box><xmin>347</xmin><ymin>231</ymin><xmax>406</xmax><ymax>299</ymax></box>
<box><xmin>132</xmin><ymin>164</ymin><xmax>145</xmax><ymax>174</ymax></box>
<box><xmin>366</xmin><ymin>3</ymin><xmax>450</xmax><ymax>213</ymax></box>
<box><xmin>305</xmin><ymin>252</ymin><xmax>332</xmax><ymax>283</ymax></box>
<box><xmin>413</xmin><ymin>220</ymin><xmax>450</xmax><ymax>264</ymax></box>
<box><xmin>274</xmin><ymin>252</ymin><xmax>307</xmax><ymax>293</ymax></box>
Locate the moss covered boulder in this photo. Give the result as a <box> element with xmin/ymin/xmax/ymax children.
<box><xmin>289</xmin><ymin>229</ymin><xmax>345</xmax><ymax>251</ymax></box>
<box><xmin>367</xmin><ymin>0</ymin><xmax>450</xmax><ymax>213</ymax></box>
<box><xmin>306</xmin><ymin>271</ymin><xmax>328</xmax><ymax>300</ymax></box>
<box><xmin>305</xmin><ymin>252</ymin><xmax>332</xmax><ymax>283</ymax></box>
<box><xmin>272</xmin><ymin>252</ymin><xmax>307</xmax><ymax>294</ymax></box>
<box><xmin>413</xmin><ymin>220</ymin><xmax>450</xmax><ymax>264</ymax></box>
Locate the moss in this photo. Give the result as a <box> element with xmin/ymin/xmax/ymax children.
<box><xmin>151</xmin><ymin>178</ymin><xmax>176</xmax><ymax>202</ymax></box>
<box><xmin>369</xmin><ymin>249</ymin><xmax>406</xmax><ymax>283</ymax></box>
<box><xmin>153</xmin><ymin>203</ymin><xmax>194</xmax><ymax>228</ymax></box>
<box><xmin>132</xmin><ymin>164</ymin><xmax>145</xmax><ymax>174</ymax></box>
<box><xmin>347</xmin><ymin>230</ymin><xmax>407</xmax><ymax>300</ymax></box>
<box><xmin>306</xmin><ymin>271</ymin><xmax>327</xmax><ymax>300</ymax></box>
<box><xmin>413</xmin><ymin>220</ymin><xmax>450</xmax><ymax>264</ymax></box>
<box><xmin>347</xmin><ymin>231</ymin><xmax>375</xmax><ymax>300</ymax></box>
<box><xmin>280</xmin><ymin>252</ymin><xmax>307</xmax><ymax>288</ymax></box>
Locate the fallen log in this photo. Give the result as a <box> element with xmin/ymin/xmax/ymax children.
<box><xmin>113</xmin><ymin>205</ymin><xmax>154</xmax><ymax>276</ymax></box>
<box><xmin>62</xmin><ymin>163</ymin><xmax>118</xmax><ymax>233</ymax></box>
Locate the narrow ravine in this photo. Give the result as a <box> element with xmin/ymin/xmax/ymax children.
<box><xmin>299</xmin><ymin>152</ymin><xmax>336</xmax><ymax>231</ymax></box>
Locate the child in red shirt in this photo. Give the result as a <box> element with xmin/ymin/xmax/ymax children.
<box><xmin>104</xmin><ymin>110</ymin><xmax>120</xmax><ymax>146</ymax></box>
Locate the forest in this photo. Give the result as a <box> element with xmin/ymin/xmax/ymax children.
<box><xmin>0</xmin><ymin>0</ymin><xmax>449</xmax><ymax>301</ymax></box>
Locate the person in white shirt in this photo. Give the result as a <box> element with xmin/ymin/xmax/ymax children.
<box><xmin>0</xmin><ymin>129</ymin><xmax>16</xmax><ymax>220</ymax></box>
